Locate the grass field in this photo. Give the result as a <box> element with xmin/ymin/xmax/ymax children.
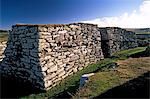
<box><xmin>0</xmin><ymin>31</ymin><xmax>8</xmax><ymax>42</ymax></box>
<box><xmin>135</xmin><ymin>32</ymin><xmax>150</xmax><ymax>34</ymax></box>
<box><xmin>112</xmin><ymin>47</ymin><xmax>146</xmax><ymax>59</ymax></box>
<box><xmin>73</xmin><ymin>57</ymin><xmax>150</xmax><ymax>98</ymax></box>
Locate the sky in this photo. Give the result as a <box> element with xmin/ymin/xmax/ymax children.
<box><xmin>0</xmin><ymin>0</ymin><xmax>149</xmax><ymax>29</ymax></box>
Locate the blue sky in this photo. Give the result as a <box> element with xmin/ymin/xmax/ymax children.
<box><xmin>0</xmin><ymin>0</ymin><xmax>146</xmax><ymax>29</ymax></box>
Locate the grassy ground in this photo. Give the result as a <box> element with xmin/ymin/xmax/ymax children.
<box><xmin>19</xmin><ymin>47</ymin><xmax>147</xmax><ymax>99</ymax></box>
<box><xmin>0</xmin><ymin>32</ymin><xmax>8</xmax><ymax>42</ymax></box>
<box><xmin>135</xmin><ymin>32</ymin><xmax>150</xmax><ymax>34</ymax></box>
<box><xmin>96</xmin><ymin>71</ymin><xmax>149</xmax><ymax>98</ymax></box>
<box><xmin>73</xmin><ymin>57</ymin><xmax>150</xmax><ymax>98</ymax></box>
<box><xmin>112</xmin><ymin>47</ymin><xmax>146</xmax><ymax>60</ymax></box>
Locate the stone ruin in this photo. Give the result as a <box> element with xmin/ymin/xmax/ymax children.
<box><xmin>99</xmin><ymin>27</ymin><xmax>138</xmax><ymax>57</ymax></box>
<box><xmin>0</xmin><ymin>23</ymin><xmax>138</xmax><ymax>90</ymax></box>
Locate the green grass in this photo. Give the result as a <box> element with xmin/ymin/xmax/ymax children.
<box><xmin>73</xmin><ymin>57</ymin><xmax>150</xmax><ymax>98</ymax></box>
<box><xmin>135</xmin><ymin>32</ymin><xmax>150</xmax><ymax>34</ymax></box>
<box><xmin>112</xmin><ymin>47</ymin><xmax>146</xmax><ymax>59</ymax></box>
<box><xmin>73</xmin><ymin>71</ymin><xmax>123</xmax><ymax>98</ymax></box>
<box><xmin>21</xmin><ymin>47</ymin><xmax>147</xmax><ymax>99</ymax></box>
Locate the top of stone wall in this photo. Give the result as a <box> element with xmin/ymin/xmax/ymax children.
<box><xmin>12</xmin><ymin>23</ymin><xmax>98</xmax><ymax>28</ymax></box>
<box><xmin>99</xmin><ymin>27</ymin><xmax>136</xmax><ymax>34</ymax></box>
<box><xmin>99</xmin><ymin>27</ymin><xmax>123</xmax><ymax>29</ymax></box>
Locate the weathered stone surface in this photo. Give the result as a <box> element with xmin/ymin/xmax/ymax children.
<box><xmin>45</xmin><ymin>80</ymin><xmax>52</xmax><ymax>88</ymax></box>
<box><xmin>47</xmin><ymin>65</ymin><xmax>57</xmax><ymax>73</ymax></box>
<box><xmin>41</xmin><ymin>66</ymin><xmax>48</xmax><ymax>72</ymax></box>
<box><xmin>0</xmin><ymin>41</ymin><xmax>7</xmax><ymax>61</ymax></box>
<box><xmin>136</xmin><ymin>34</ymin><xmax>150</xmax><ymax>47</ymax></box>
<box><xmin>99</xmin><ymin>27</ymin><xmax>138</xmax><ymax>57</ymax></box>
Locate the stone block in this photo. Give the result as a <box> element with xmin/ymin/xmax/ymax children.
<box><xmin>41</xmin><ymin>66</ymin><xmax>48</xmax><ymax>72</ymax></box>
<box><xmin>47</xmin><ymin>65</ymin><xmax>57</xmax><ymax>73</ymax></box>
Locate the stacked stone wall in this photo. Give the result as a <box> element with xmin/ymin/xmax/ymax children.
<box><xmin>0</xmin><ymin>23</ymin><xmax>104</xmax><ymax>90</ymax></box>
<box><xmin>136</xmin><ymin>34</ymin><xmax>150</xmax><ymax>47</ymax></box>
<box><xmin>0</xmin><ymin>41</ymin><xmax>7</xmax><ymax>61</ymax></box>
<box><xmin>99</xmin><ymin>27</ymin><xmax>138</xmax><ymax>57</ymax></box>
<box><xmin>0</xmin><ymin>23</ymin><xmax>138</xmax><ymax>90</ymax></box>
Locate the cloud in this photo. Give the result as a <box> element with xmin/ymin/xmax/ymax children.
<box><xmin>81</xmin><ymin>0</ymin><xmax>150</xmax><ymax>28</ymax></box>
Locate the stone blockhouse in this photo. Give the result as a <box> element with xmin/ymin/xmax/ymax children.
<box><xmin>99</xmin><ymin>27</ymin><xmax>138</xmax><ymax>57</ymax></box>
<box><xmin>0</xmin><ymin>23</ymin><xmax>138</xmax><ymax>90</ymax></box>
<box><xmin>0</xmin><ymin>23</ymin><xmax>104</xmax><ymax>90</ymax></box>
<box><xmin>136</xmin><ymin>34</ymin><xmax>150</xmax><ymax>47</ymax></box>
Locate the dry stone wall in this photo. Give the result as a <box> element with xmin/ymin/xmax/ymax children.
<box><xmin>99</xmin><ymin>27</ymin><xmax>138</xmax><ymax>57</ymax></box>
<box><xmin>0</xmin><ymin>41</ymin><xmax>7</xmax><ymax>61</ymax></box>
<box><xmin>0</xmin><ymin>23</ymin><xmax>104</xmax><ymax>90</ymax></box>
<box><xmin>0</xmin><ymin>23</ymin><xmax>138</xmax><ymax>90</ymax></box>
<box><xmin>136</xmin><ymin>34</ymin><xmax>150</xmax><ymax>47</ymax></box>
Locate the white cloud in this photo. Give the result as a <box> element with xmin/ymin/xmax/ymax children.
<box><xmin>81</xmin><ymin>0</ymin><xmax>150</xmax><ymax>28</ymax></box>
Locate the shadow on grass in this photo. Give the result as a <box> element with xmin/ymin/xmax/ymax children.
<box><xmin>130</xmin><ymin>46</ymin><xmax>150</xmax><ymax>58</ymax></box>
<box><xmin>54</xmin><ymin>80</ymin><xmax>80</xmax><ymax>98</ymax></box>
<box><xmin>0</xmin><ymin>76</ymin><xmax>45</xmax><ymax>98</ymax></box>
<box><xmin>130</xmin><ymin>51</ymin><xmax>148</xmax><ymax>58</ymax></box>
<box><xmin>95</xmin><ymin>71</ymin><xmax>150</xmax><ymax>98</ymax></box>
